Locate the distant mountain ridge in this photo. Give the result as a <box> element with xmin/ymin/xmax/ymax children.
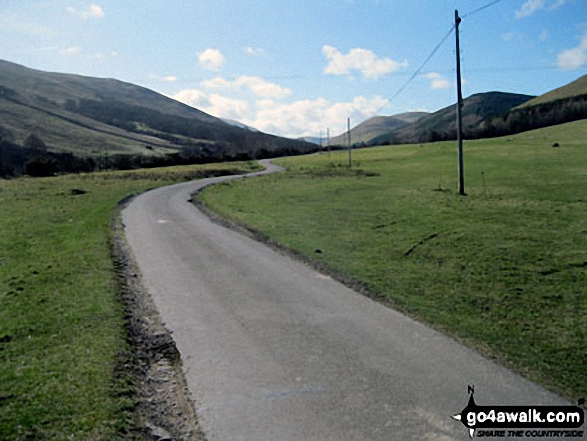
<box><xmin>369</xmin><ymin>92</ymin><xmax>535</xmax><ymax>145</ymax></box>
<box><xmin>329</xmin><ymin>112</ymin><xmax>428</xmax><ymax>146</ymax></box>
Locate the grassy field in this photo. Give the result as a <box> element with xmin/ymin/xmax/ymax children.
<box><xmin>200</xmin><ymin>120</ymin><xmax>587</xmax><ymax>400</ymax></box>
<box><xmin>0</xmin><ymin>161</ymin><xmax>260</xmax><ymax>440</ymax></box>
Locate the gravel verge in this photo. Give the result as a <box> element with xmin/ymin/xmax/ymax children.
<box><xmin>111</xmin><ymin>198</ymin><xmax>206</xmax><ymax>441</ymax></box>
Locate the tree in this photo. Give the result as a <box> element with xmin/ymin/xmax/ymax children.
<box><xmin>24</xmin><ymin>133</ymin><xmax>47</xmax><ymax>152</ymax></box>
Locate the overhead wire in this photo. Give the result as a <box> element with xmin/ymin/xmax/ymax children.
<box><xmin>389</xmin><ymin>25</ymin><xmax>456</xmax><ymax>103</ymax></box>
<box><xmin>377</xmin><ymin>0</ymin><xmax>511</xmax><ymax>115</ymax></box>
<box><xmin>462</xmin><ymin>0</ymin><xmax>508</xmax><ymax>18</ymax></box>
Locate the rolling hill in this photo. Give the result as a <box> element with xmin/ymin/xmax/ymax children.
<box><xmin>369</xmin><ymin>92</ymin><xmax>535</xmax><ymax>146</ymax></box>
<box><xmin>514</xmin><ymin>74</ymin><xmax>587</xmax><ymax>109</ymax></box>
<box><xmin>369</xmin><ymin>74</ymin><xmax>587</xmax><ymax>146</ymax></box>
<box><xmin>329</xmin><ymin>112</ymin><xmax>428</xmax><ymax>146</ymax></box>
<box><xmin>0</xmin><ymin>60</ymin><xmax>316</xmax><ymax>176</ymax></box>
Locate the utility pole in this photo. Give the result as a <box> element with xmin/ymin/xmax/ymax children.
<box><xmin>327</xmin><ymin>127</ymin><xmax>331</xmax><ymax>158</ymax></box>
<box><xmin>347</xmin><ymin>117</ymin><xmax>352</xmax><ymax>168</ymax></box>
<box><xmin>455</xmin><ymin>9</ymin><xmax>465</xmax><ymax>196</ymax></box>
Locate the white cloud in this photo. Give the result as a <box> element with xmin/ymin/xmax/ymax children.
<box><xmin>515</xmin><ymin>0</ymin><xmax>567</xmax><ymax>18</ymax></box>
<box><xmin>549</xmin><ymin>0</ymin><xmax>566</xmax><ymax>10</ymax></box>
<box><xmin>503</xmin><ymin>31</ymin><xmax>527</xmax><ymax>42</ymax></box>
<box><xmin>515</xmin><ymin>0</ymin><xmax>546</xmax><ymax>18</ymax></box>
<box><xmin>247</xmin><ymin>95</ymin><xmax>389</xmax><ymax>138</ymax></box>
<box><xmin>60</xmin><ymin>47</ymin><xmax>80</xmax><ymax>56</ymax></box>
<box><xmin>540</xmin><ymin>29</ymin><xmax>549</xmax><ymax>42</ymax></box>
<box><xmin>149</xmin><ymin>73</ymin><xmax>179</xmax><ymax>83</ymax></box>
<box><xmin>243</xmin><ymin>47</ymin><xmax>265</xmax><ymax>56</ymax></box>
<box><xmin>557</xmin><ymin>34</ymin><xmax>587</xmax><ymax>70</ymax></box>
<box><xmin>423</xmin><ymin>72</ymin><xmax>451</xmax><ymax>90</ymax></box>
<box><xmin>171</xmin><ymin>88</ymin><xmax>388</xmax><ymax>138</ymax></box>
<box><xmin>322</xmin><ymin>45</ymin><xmax>408</xmax><ymax>80</ymax></box>
<box><xmin>198</xmin><ymin>49</ymin><xmax>225</xmax><ymax>71</ymax></box>
<box><xmin>67</xmin><ymin>3</ymin><xmax>104</xmax><ymax>19</ymax></box>
<box><xmin>172</xmin><ymin>89</ymin><xmax>249</xmax><ymax>121</ymax></box>
<box><xmin>203</xmin><ymin>76</ymin><xmax>292</xmax><ymax>99</ymax></box>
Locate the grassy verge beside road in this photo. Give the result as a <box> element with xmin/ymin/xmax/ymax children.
<box><xmin>0</xmin><ymin>161</ymin><xmax>260</xmax><ymax>439</ymax></box>
<box><xmin>200</xmin><ymin>121</ymin><xmax>587</xmax><ymax>400</ymax></box>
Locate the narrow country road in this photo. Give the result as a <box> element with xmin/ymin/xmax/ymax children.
<box><xmin>122</xmin><ymin>159</ymin><xmax>569</xmax><ymax>441</ymax></box>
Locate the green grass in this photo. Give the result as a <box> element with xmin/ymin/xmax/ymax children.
<box><xmin>0</xmin><ymin>160</ymin><xmax>260</xmax><ymax>440</ymax></box>
<box><xmin>200</xmin><ymin>120</ymin><xmax>587</xmax><ymax>400</ymax></box>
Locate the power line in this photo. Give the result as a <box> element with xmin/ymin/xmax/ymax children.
<box><xmin>378</xmin><ymin>24</ymin><xmax>455</xmax><ymax>112</ymax></box>
<box><xmin>462</xmin><ymin>0</ymin><xmax>508</xmax><ymax>18</ymax></box>
<box><xmin>376</xmin><ymin>0</ymin><xmax>512</xmax><ymax>115</ymax></box>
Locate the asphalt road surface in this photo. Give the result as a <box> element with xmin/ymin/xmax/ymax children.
<box><xmin>123</xmin><ymin>160</ymin><xmax>572</xmax><ymax>441</ymax></box>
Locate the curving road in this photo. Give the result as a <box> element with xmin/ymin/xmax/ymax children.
<box><xmin>123</xmin><ymin>159</ymin><xmax>569</xmax><ymax>441</ymax></box>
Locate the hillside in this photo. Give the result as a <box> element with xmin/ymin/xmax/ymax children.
<box><xmin>0</xmin><ymin>60</ymin><xmax>316</xmax><ymax>176</ymax></box>
<box><xmin>515</xmin><ymin>74</ymin><xmax>587</xmax><ymax>109</ymax></box>
<box><xmin>369</xmin><ymin>92</ymin><xmax>534</xmax><ymax>145</ymax></box>
<box><xmin>329</xmin><ymin>112</ymin><xmax>428</xmax><ymax>146</ymax></box>
<box><xmin>475</xmin><ymin>74</ymin><xmax>587</xmax><ymax>139</ymax></box>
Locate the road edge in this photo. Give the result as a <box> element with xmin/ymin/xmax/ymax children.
<box><xmin>111</xmin><ymin>196</ymin><xmax>207</xmax><ymax>441</ymax></box>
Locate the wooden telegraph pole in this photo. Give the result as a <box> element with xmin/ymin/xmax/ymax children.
<box><xmin>347</xmin><ymin>117</ymin><xmax>352</xmax><ymax>168</ymax></box>
<box><xmin>455</xmin><ymin>10</ymin><xmax>465</xmax><ymax>196</ymax></box>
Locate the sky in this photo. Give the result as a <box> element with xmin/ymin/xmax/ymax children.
<box><xmin>0</xmin><ymin>0</ymin><xmax>586</xmax><ymax>138</ymax></box>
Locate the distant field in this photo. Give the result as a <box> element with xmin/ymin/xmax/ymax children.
<box><xmin>0</xmin><ymin>161</ymin><xmax>260</xmax><ymax>440</ymax></box>
<box><xmin>200</xmin><ymin>120</ymin><xmax>587</xmax><ymax>400</ymax></box>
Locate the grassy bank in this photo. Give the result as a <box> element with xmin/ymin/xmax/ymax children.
<box><xmin>0</xmin><ymin>161</ymin><xmax>260</xmax><ymax>439</ymax></box>
<box><xmin>200</xmin><ymin>121</ymin><xmax>587</xmax><ymax>400</ymax></box>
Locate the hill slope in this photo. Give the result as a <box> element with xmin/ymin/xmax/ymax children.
<box><xmin>330</xmin><ymin>112</ymin><xmax>428</xmax><ymax>146</ymax></box>
<box><xmin>515</xmin><ymin>74</ymin><xmax>587</xmax><ymax>109</ymax></box>
<box><xmin>370</xmin><ymin>92</ymin><xmax>534</xmax><ymax>145</ymax></box>
<box><xmin>0</xmin><ymin>60</ymin><xmax>315</xmax><ymax>175</ymax></box>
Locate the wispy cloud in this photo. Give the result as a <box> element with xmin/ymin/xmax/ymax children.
<box><xmin>0</xmin><ymin>14</ymin><xmax>52</xmax><ymax>35</ymax></box>
<box><xmin>515</xmin><ymin>0</ymin><xmax>567</xmax><ymax>19</ymax></box>
<box><xmin>203</xmin><ymin>76</ymin><xmax>292</xmax><ymax>99</ymax></box>
<box><xmin>149</xmin><ymin>73</ymin><xmax>178</xmax><ymax>83</ymax></box>
<box><xmin>66</xmin><ymin>3</ymin><xmax>105</xmax><ymax>20</ymax></box>
<box><xmin>516</xmin><ymin>0</ymin><xmax>546</xmax><ymax>19</ymax></box>
<box><xmin>423</xmin><ymin>72</ymin><xmax>451</xmax><ymax>90</ymax></box>
<box><xmin>60</xmin><ymin>47</ymin><xmax>80</xmax><ymax>56</ymax></box>
<box><xmin>557</xmin><ymin>34</ymin><xmax>587</xmax><ymax>70</ymax></box>
<box><xmin>243</xmin><ymin>47</ymin><xmax>265</xmax><ymax>57</ymax></box>
<box><xmin>503</xmin><ymin>31</ymin><xmax>527</xmax><ymax>42</ymax></box>
<box><xmin>198</xmin><ymin>49</ymin><xmax>225</xmax><ymax>71</ymax></box>
<box><xmin>549</xmin><ymin>0</ymin><xmax>566</xmax><ymax>10</ymax></box>
<box><xmin>322</xmin><ymin>45</ymin><xmax>408</xmax><ymax>80</ymax></box>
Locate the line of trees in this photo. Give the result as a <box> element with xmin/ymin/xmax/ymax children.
<box><xmin>366</xmin><ymin>94</ymin><xmax>587</xmax><ymax>146</ymax></box>
<box><xmin>0</xmin><ymin>134</ymin><xmax>318</xmax><ymax>178</ymax></box>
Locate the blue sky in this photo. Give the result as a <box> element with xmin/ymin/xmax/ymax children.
<box><xmin>1</xmin><ymin>0</ymin><xmax>586</xmax><ymax>138</ymax></box>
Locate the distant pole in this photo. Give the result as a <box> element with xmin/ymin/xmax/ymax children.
<box><xmin>320</xmin><ymin>129</ymin><xmax>323</xmax><ymax>153</ymax></box>
<box><xmin>347</xmin><ymin>117</ymin><xmax>352</xmax><ymax>168</ymax></box>
<box><xmin>327</xmin><ymin>127</ymin><xmax>331</xmax><ymax>158</ymax></box>
<box><xmin>455</xmin><ymin>10</ymin><xmax>465</xmax><ymax>196</ymax></box>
